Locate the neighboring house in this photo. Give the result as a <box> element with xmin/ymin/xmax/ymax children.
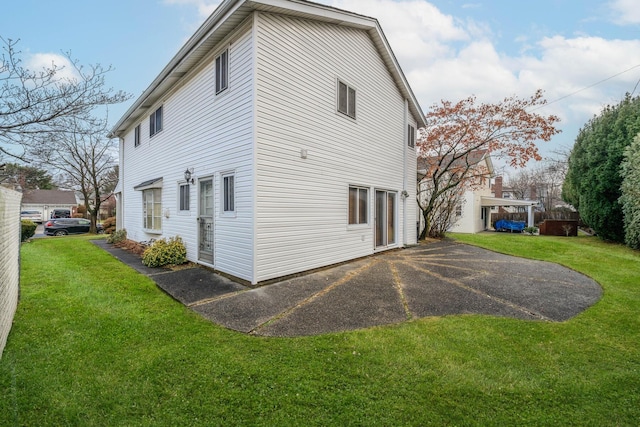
<box><xmin>418</xmin><ymin>151</ymin><xmax>536</xmax><ymax>234</ymax></box>
<box><xmin>108</xmin><ymin>0</ymin><xmax>426</xmax><ymax>285</ymax></box>
<box><xmin>21</xmin><ymin>189</ymin><xmax>77</xmax><ymax>220</ymax></box>
<box><xmin>76</xmin><ymin>192</ymin><xmax>117</xmax><ymax>220</ymax></box>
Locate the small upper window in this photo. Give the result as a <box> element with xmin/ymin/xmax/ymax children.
<box><xmin>222</xmin><ymin>173</ymin><xmax>235</xmax><ymax>213</ymax></box>
<box><xmin>150</xmin><ymin>106</ymin><xmax>163</xmax><ymax>137</ymax></box>
<box><xmin>215</xmin><ymin>50</ymin><xmax>229</xmax><ymax>94</ymax></box>
<box><xmin>407</xmin><ymin>124</ymin><xmax>415</xmax><ymax>148</ymax></box>
<box><xmin>179</xmin><ymin>183</ymin><xmax>190</xmax><ymax>211</ymax></box>
<box><xmin>134</xmin><ymin>124</ymin><xmax>141</xmax><ymax>147</ymax></box>
<box><xmin>337</xmin><ymin>80</ymin><xmax>356</xmax><ymax>119</ymax></box>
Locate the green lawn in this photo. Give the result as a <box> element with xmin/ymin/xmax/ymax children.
<box><xmin>1</xmin><ymin>234</ymin><xmax>639</xmax><ymax>426</ymax></box>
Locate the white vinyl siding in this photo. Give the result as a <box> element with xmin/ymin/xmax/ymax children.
<box><xmin>119</xmin><ymin>24</ymin><xmax>254</xmax><ymax>282</ymax></box>
<box><xmin>254</xmin><ymin>12</ymin><xmax>412</xmax><ymax>282</ymax></box>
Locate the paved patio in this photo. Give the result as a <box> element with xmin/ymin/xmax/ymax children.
<box><xmin>94</xmin><ymin>240</ymin><xmax>602</xmax><ymax>337</ymax></box>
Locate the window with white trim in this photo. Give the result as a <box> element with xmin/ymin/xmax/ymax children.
<box><xmin>134</xmin><ymin>124</ymin><xmax>141</xmax><ymax>147</ymax></box>
<box><xmin>337</xmin><ymin>80</ymin><xmax>356</xmax><ymax>119</ymax></box>
<box><xmin>215</xmin><ymin>50</ymin><xmax>228</xmax><ymax>94</ymax></box>
<box><xmin>149</xmin><ymin>106</ymin><xmax>163</xmax><ymax>137</ymax></box>
<box><xmin>407</xmin><ymin>124</ymin><xmax>415</xmax><ymax>148</ymax></box>
<box><xmin>179</xmin><ymin>183</ymin><xmax>190</xmax><ymax>211</ymax></box>
<box><xmin>143</xmin><ymin>188</ymin><xmax>162</xmax><ymax>231</ymax></box>
<box><xmin>222</xmin><ymin>173</ymin><xmax>235</xmax><ymax>213</ymax></box>
<box><xmin>348</xmin><ymin>186</ymin><xmax>368</xmax><ymax>225</ymax></box>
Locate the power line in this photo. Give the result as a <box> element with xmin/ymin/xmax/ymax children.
<box><xmin>531</xmin><ymin>63</ymin><xmax>640</xmax><ymax>111</ymax></box>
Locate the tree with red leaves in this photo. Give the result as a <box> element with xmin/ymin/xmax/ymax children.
<box><xmin>417</xmin><ymin>90</ymin><xmax>561</xmax><ymax>239</ymax></box>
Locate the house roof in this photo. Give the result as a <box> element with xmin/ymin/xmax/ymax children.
<box><xmin>108</xmin><ymin>0</ymin><xmax>426</xmax><ymax>138</ymax></box>
<box><xmin>21</xmin><ymin>189</ymin><xmax>77</xmax><ymax>205</ymax></box>
<box><xmin>417</xmin><ymin>150</ymin><xmax>494</xmax><ymax>179</ymax></box>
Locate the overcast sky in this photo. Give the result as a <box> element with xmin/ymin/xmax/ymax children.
<box><xmin>4</xmin><ymin>0</ymin><xmax>640</xmax><ymax>169</ymax></box>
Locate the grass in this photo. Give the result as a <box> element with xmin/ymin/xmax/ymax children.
<box><xmin>1</xmin><ymin>234</ymin><xmax>639</xmax><ymax>426</ymax></box>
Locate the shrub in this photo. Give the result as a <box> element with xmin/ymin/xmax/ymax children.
<box><xmin>72</xmin><ymin>213</ymin><xmax>84</xmax><ymax>218</ymax></box>
<box><xmin>76</xmin><ymin>204</ymin><xmax>87</xmax><ymax>214</ymax></box>
<box><xmin>142</xmin><ymin>236</ymin><xmax>187</xmax><ymax>268</ymax></box>
<box><xmin>523</xmin><ymin>226</ymin><xmax>538</xmax><ymax>235</ymax></box>
<box><xmin>102</xmin><ymin>217</ymin><xmax>117</xmax><ymax>234</ymax></box>
<box><xmin>107</xmin><ymin>228</ymin><xmax>127</xmax><ymax>244</ymax></box>
<box><xmin>21</xmin><ymin>220</ymin><xmax>37</xmax><ymax>241</ymax></box>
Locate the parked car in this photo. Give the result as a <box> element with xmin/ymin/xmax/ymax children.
<box><xmin>20</xmin><ymin>210</ymin><xmax>43</xmax><ymax>223</ymax></box>
<box><xmin>44</xmin><ymin>218</ymin><xmax>104</xmax><ymax>236</ymax></box>
<box><xmin>50</xmin><ymin>209</ymin><xmax>71</xmax><ymax>219</ymax></box>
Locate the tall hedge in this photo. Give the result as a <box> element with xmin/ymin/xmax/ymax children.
<box><xmin>621</xmin><ymin>134</ymin><xmax>640</xmax><ymax>249</ymax></box>
<box><xmin>563</xmin><ymin>94</ymin><xmax>640</xmax><ymax>242</ymax></box>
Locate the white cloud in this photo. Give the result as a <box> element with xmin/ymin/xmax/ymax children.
<box><xmin>25</xmin><ymin>53</ymin><xmax>80</xmax><ymax>82</ymax></box>
<box><xmin>609</xmin><ymin>0</ymin><xmax>640</xmax><ymax>25</ymax></box>
<box><xmin>327</xmin><ymin>0</ymin><xmax>640</xmax><ymax>156</ymax></box>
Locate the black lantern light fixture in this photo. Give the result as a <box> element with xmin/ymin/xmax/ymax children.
<box><xmin>184</xmin><ymin>168</ymin><xmax>194</xmax><ymax>184</ymax></box>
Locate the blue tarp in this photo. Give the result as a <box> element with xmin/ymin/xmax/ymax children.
<box><xmin>495</xmin><ymin>219</ymin><xmax>526</xmax><ymax>232</ymax></box>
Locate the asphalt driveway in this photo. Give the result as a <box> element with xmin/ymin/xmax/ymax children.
<box><xmin>94</xmin><ymin>240</ymin><xmax>602</xmax><ymax>337</ymax></box>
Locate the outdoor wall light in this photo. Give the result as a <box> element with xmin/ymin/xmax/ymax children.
<box><xmin>184</xmin><ymin>168</ymin><xmax>194</xmax><ymax>184</ymax></box>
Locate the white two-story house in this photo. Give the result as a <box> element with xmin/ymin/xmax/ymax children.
<box><xmin>109</xmin><ymin>0</ymin><xmax>426</xmax><ymax>285</ymax></box>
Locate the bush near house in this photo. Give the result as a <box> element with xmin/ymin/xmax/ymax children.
<box><xmin>106</xmin><ymin>228</ymin><xmax>126</xmax><ymax>244</ymax></box>
<box><xmin>142</xmin><ymin>236</ymin><xmax>187</xmax><ymax>267</ymax></box>
<box><xmin>20</xmin><ymin>220</ymin><xmax>36</xmax><ymax>242</ymax></box>
<box><xmin>102</xmin><ymin>217</ymin><xmax>117</xmax><ymax>234</ymax></box>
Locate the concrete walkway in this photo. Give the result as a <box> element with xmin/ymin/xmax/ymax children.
<box><xmin>93</xmin><ymin>240</ymin><xmax>602</xmax><ymax>337</ymax></box>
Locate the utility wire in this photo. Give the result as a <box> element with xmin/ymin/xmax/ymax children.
<box><xmin>531</xmin><ymin>63</ymin><xmax>640</xmax><ymax>111</ymax></box>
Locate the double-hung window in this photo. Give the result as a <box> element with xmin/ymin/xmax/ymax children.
<box><xmin>348</xmin><ymin>186</ymin><xmax>368</xmax><ymax>225</ymax></box>
<box><xmin>134</xmin><ymin>124</ymin><xmax>141</xmax><ymax>147</ymax></box>
<box><xmin>216</xmin><ymin>49</ymin><xmax>229</xmax><ymax>94</ymax></box>
<box><xmin>222</xmin><ymin>172</ymin><xmax>235</xmax><ymax>213</ymax></box>
<box><xmin>407</xmin><ymin>124</ymin><xmax>415</xmax><ymax>148</ymax></box>
<box><xmin>149</xmin><ymin>106</ymin><xmax>163</xmax><ymax>137</ymax></box>
<box><xmin>179</xmin><ymin>183</ymin><xmax>190</xmax><ymax>211</ymax></box>
<box><xmin>143</xmin><ymin>188</ymin><xmax>162</xmax><ymax>231</ymax></box>
<box><xmin>338</xmin><ymin>80</ymin><xmax>356</xmax><ymax>119</ymax></box>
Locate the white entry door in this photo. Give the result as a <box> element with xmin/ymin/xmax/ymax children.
<box><xmin>198</xmin><ymin>178</ymin><xmax>214</xmax><ymax>264</ymax></box>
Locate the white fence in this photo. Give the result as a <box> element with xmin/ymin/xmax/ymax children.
<box><xmin>0</xmin><ymin>187</ymin><xmax>21</xmax><ymax>359</ymax></box>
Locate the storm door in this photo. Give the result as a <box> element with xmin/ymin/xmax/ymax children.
<box><xmin>375</xmin><ymin>190</ymin><xmax>397</xmax><ymax>248</ymax></box>
<box><xmin>198</xmin><ymin>178</ymin><xmax>214</xmax><ymax>264</ymax></box>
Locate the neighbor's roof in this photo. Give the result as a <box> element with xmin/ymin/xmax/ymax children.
<box><xmin>21</xmin><ymin>189</ymin><xmax>77</xmax><ymax>205</ymax></box>
<box><xmin>417</xmin><ymin>150</ymin><xmax>494</xmax><ymax>177</ymax></box>
<box><xmin>108</xmin><ymin>0</ymin><xmax>426</xmax><ymax>138</ymax></box>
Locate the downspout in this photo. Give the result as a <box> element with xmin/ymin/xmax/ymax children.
<box><xmin>118</xmin><ymin>137</ymin><xmax>124</xmax><ymax>231</ymax></box>
<box><xmin>402</xmin><ymin>99</ymin><xmax>408</xmax><ymax>247</ymax></box>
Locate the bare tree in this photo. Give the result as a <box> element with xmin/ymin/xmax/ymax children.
<box><xmin>507</xmin><ymin>169</ymin><xmax>535</xmax><ymax>200</ymax></box>
<box><xmin>0</xmin><ymin>37</ymin><xmax>129</xmax><ymax>161</ymax></box>
<box><xmin>33</xmin><ymin>119</ymin><xmax>116</xmax><ymax>233</ymax></box>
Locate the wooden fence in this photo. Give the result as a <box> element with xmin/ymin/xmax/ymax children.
<box><xmin>491</xmin><ymin>211</ymin><xmax>580</xmax><ymax>227</ymax></box>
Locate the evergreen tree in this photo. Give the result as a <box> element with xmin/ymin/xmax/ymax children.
<box><xmin>563</xmin><ymin>94</ymin><xmax>640</xmax><ymax>242</ymax></box>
